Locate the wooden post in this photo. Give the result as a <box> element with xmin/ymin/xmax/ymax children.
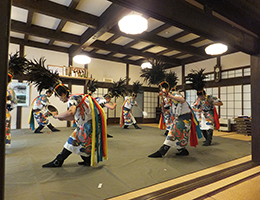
<box><xmin>0</xmin><ymin>0</ymin><xmax>11</xmax><ymax>199</ymax></box>
<box><xmin>250</xmin><ymin>55</ymin><xmax>260</xmax><ymax>163</ymax></box>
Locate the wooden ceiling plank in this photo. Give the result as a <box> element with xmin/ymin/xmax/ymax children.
<box><xmin>140</xmin><ymin>44</ymin><xmax>156</xmax><ymax>53</ymax></box>
<box><xmin>124</xmin><ymin>40</ymin><xmax>139</xmax><ymax>49</ymax></box>
<box><xmin>184</xmin><ymin>37</ymin><xmax>206</xmax><ymax>46</ymax></box>
<box><xmin>148</xmin><ymin>24</ymin><xmax>172</xmax><ymax>35</ymax></box>
<box><xmin>105</xmin><ymin>34</ymin><xmax>121</xmax><ymax>44</ymax></box>
<box><xmin>68</xmin><ymin>0</ymin><xmax>81</xmax><ymax>11</ymax></box>
<box><xmin>169</xmin><ymin>30</ymin><xmax>190</xmax><ymax>40</ymax></box>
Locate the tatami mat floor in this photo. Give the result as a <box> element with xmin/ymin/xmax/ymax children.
<box><xmin>111</xmin><ymin>125</ymin><xmax>258</xmax><ymax>200</ymax></box>
<box><xmin>5</xmin><ymin>124</ymin><xmax>257</xmax><ymax>200</ymax></box>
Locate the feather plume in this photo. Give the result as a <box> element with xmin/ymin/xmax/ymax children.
<box><xmin>165</xmin><ymin>70</ymin><xmax>178</xmax><ymax>89</ymax></box>
<box><xmin>86</xmin><ymin>79</ymin><xmax>98</xmax><ymax>94</ymax></box>
<box><xmin>27</xmin><ymin>58</ymin><xmax>61</xmax><ymax>93</ymax></box>
<box><xmin>140</xmin><ymin>58</ymin><xmax>166</xmax><ymax>85</ymax></box>
<box><xmin>131</xmin><ymin>80</ymin><xmax>143</xmax><ymax>94</ymax></box>
<box><xmin>186</xmin><ymin>69</ymin><xmax>207</xmax><ymax>91</ymax></box>
<box><xmin>108</xmin><ymin>77</ymin><xmax>129</xmax><ymax>98</ymax></box>
<box><xmin>8</xmin><ymin>52</ymin><xmax>28</xmax><ymax>76</ymax></box>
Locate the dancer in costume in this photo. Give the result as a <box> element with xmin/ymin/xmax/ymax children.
<box><xmin>148</xmin><ymin>81</ymin><xmax>202</xmax><ymax>157</ymax></box>
<box><xmin>140</xmin><ymin>59</ymin><xmax>176</xmax><ymax>136</ymax></box>
<box><xmin>6</xmin><ymin>74</ymin><xmax>17</xmax><ymax>147</ymax></box>
<box><xmin>94</xmin><ymin>78</ymin><xmax>128</xmax><ymax>137</ymax></box>
<box><xmin>27</xmin><ymin>58</ymin><xmax>107</xmax><ymax>167</ymax></box>
<box><xmin>29</xmin><ymin>89</ymin><xmax>60</xmax><ymax>133</ymax></box>
<box><xmin>187</xmin><ymin>69</ymin><xmax>223</xmax><ymax>146</ymax></box>
<box><xmin>158</xmin><ymin>82</ymin><xmax>172</xmax><ymax>135</ymax></box>
<box><xmin>158</xmin><ymin>71</ymin><xmax>178</xmax><ymax>136</ymax></box>
<box><xmin>6</xmin><ymin>52</ymin><xmax>28</xmax><ymax>147</ymax></box>
<box><xmin>120</xmin><ymin>81</ymin><xmax>143</xmax><ymax>129</ymax></box>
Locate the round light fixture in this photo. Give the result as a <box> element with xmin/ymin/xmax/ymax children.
<box><xmin>205</xmin><ymin>43</ymin><xmax>228</xmax><ymax>55</ymax></box>
<box><xmin>118</xmin><ymin>15</ymin><xmax>148</xmax><ymax>34</ymax></box>
<box><xmin>73</xmin><ymin>55</ymin><xmax>91</xmax><ymax>64</ymax></box>
<box><xmin>141</xmin><ymin>62</ymin><xmax>152</xmax><ymax>69</ymax></box>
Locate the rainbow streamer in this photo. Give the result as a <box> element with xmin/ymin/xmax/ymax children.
<box><xmin>187</xmin><ymin>103</ymin><xmax>202</xmax><ymax>147</ymax></box>
<box><xmin>214</xmin><ymin>107</ymin><xmax>220</xmax><ymax>130</ymax></box>
<box><xmin>91</xmin><ymin>96</ymin><xmax>108</xmax><ymax>160</ymax></box>
<box><xmin>28</xmin><ymin>96</ymin><xmax>39</xmax><ymax>131</ymax></box>
<box><xmin>158</xmin><ymin>113</ymin><xmax>166</xmax><ymax>129</ymax></box>
<box><xmin>87</xmin><ymin>95</ymin><xmax>107</xmax><ymax>167</ymax></box>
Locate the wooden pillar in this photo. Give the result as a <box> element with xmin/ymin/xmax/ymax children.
<box><xmin>250</xmin><ymin>55</ymin><xmax>260</xmax><ymax>163</ymax></box>
<box><xmin>126</xmin><ymin>63</ymin><xmax>129</xmax><ymax>85</ymax></box>
<box><xmin>181</xmin><ymin>64</ymin><xmax>185</xmax><ymax>94</ymax></box>
<box><xmin>217</xmin><ymin>56</ymin><xmax>221</xmax><ymax>115</ymax></box>
<box><xmin>0</xmin><ymin>1</ymin><xmax>11</xmax><ymax>199</ymax></box>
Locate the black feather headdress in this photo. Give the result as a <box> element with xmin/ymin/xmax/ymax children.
<box><xmin>86</xmin><ymin>79</ymin><xmax>98</xmax><ymax>95</ymax></box>
<box><xmin>131</xmin><ymin>80</ymin><xmax>143</xmax><ymax>95</ymax></box>
<box><xmin>186</xmin><ymin>68</ymin><xmax>207</xmax><ymax>92</ymax></box>
<box><xmin>108</xmin><ymin>77</ymin><xmax>129</xmax><ymax>98</ymax></box>
<box><xmin>140</xmin><ymin>58</ymin><xmax>166</xmax><ymax>85</ymax></box>
<box><xmin>165</xmin><ymin>70</ymin><xmax>178</xmax><ymax>90</ymax></box>
<box><xmin>8</xmin><ymin>52</ymin><xmax>28</xmax><ymax>79</ymax></box>
<box><xmin>27</xmin><ymin>57</ymin><xmax>61</xmax><ymax>93</ymax></box>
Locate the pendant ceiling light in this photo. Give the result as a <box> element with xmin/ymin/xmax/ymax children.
<box><xmin>118</xmin><ymin>15</ymin><xmax>148</xmax><ymax>34</ymax></box>
<box><xmin>141</xmin><ymin>62</ymin><xmax>152</xmax><ymax>69</ymax></box>
<box><xmin>205</xmin><ymin>43</ymin><xmax>228</xmax><ymax>55</ymax></box>
<box><xmin>73</xmin><ymin>55</ymin><xmax>91</xmax><ymax>64</ymax></box>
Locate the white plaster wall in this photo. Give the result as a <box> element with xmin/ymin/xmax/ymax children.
<box><xmin>129</xmin><ymin>64</ymin><xmax>144</xmax><ymax>85</ymax></box>
<box><xmin>221</xmin><ymin>52</ymin><xmax>250</xmax><ymax>70</ymax></box>
<box><xmin>25</xmin><ymin>46</ymin><xmax>69</xmax><ymax>67</ymax></box>
<box><xmin>88</xmin><ymin>58</ymin><xmax>126</xmax><ymax>82</ymax></box>
<box><xmin>185</xmin><ymin>57</ymin><xmax>217</xmax><ymax>75</ymax></box>
<box><xmin>9</xmin><ymin>43</ymin><xmax>20</xmax><ymax>53</ymax></box>
<box><xmin>184</xmin><ymin>52</ymin><xmax>250</xmax><ymax>76</ymax></box>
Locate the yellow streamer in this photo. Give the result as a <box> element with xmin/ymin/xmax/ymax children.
<box><xmin>88</xmin><ymin>95</ymin><xmax>96</xmax><ymax>167</ymax></box>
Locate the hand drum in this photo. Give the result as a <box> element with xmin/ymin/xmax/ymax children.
<box><xmin>46</xmin><ymin>105</ymin><xmax>58</xmax><ymax>116</ymax></box>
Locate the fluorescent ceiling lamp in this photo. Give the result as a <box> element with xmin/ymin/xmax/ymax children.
<box><xmin>118</xmin><ymin>15</ymin><xmax>148</xmax><ymax>34</ymax></box>
<box><xmin>73</xmin><ymin>55</ymin><xmax>91</xmax><ymax>64</ymax></box>
<box><xmin>205</xmin><ymin>43</ymin><xmax>228</xmax><ymax>55</ymax></box>
<box><xmin>141</xmin><ymin>62</ymin><xmax>152</xmax><ymax>69</ymax></box>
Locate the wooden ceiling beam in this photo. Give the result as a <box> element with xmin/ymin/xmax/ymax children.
<box><xmin>194</xmin><ymin>0</ymin><xmax>260</xmax><ymax>37</ymax></box>
<box><xmin>87</xmin><ymin>51</ymin><xmax>142</xmax><ymax>66</ymax></box>
<box><xmin>105</xmin><ymin>34</ymin><xmax>121</xmax><ymax>44</ymax></box>
<box><xmin>69</xmin><ymin>4</ymin><xmax>131</xmax><ymax>57</ymax></box>
<box><xmin>10</xmin><ymin>37</ymin><xmax>68</xmax><ymax>53</ymax></box>
<box><xmin>12</xmin><ymin>0</ymin><xmax>99</xmax><ymax>28</ymax></box>
<box><xmin>68</xmin><ymin>0</ymin><xmax>81</xmax><ymax>11</ymax></box>
<box><xmin>109</xmin><ymin>26</ymin><xmax>207</xmax><ymax>57</ymax></box>
<box><xmin>11</xmin><ymin>20</ymin><xmax>80</xmax><ymax>45</ymax></box>
<box><xmin>109</xmin><ymin>0</ymin><xmax>259</xmax><ymax>55</ymax></box>
<box><xmin>90</xmin><ymin>40</ymin><xmax>181</xmax><ymax>65</ymax></box>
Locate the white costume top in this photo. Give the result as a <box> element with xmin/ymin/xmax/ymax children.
<box><xmin>123</xmin><ymin>96</ymin><xmax>136</xmax><ymax>110</ymax></box>
<box><xmin>171</xmin><ymin>92</ymin><xmax>190</xmax><ymax>117</ymax></box>
<box><xmin>68</xmin><ymin>95</ymin><xmax>92</xmax><ymax>126</ymax></box>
